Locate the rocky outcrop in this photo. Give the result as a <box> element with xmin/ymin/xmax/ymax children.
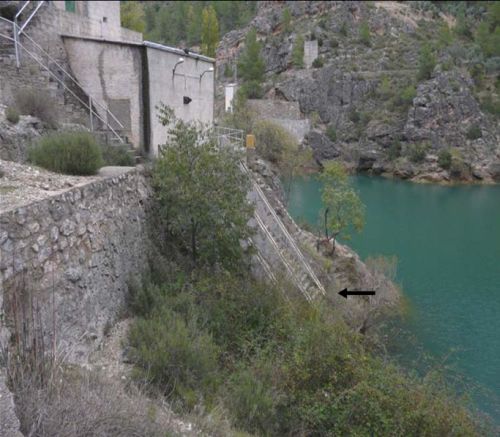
<box><xmin>217</xmin><ymin>1</ymin><xmax>500</xmax><ymax>184</ymax></box>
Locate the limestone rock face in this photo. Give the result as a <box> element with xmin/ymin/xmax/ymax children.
<box><xmin>305</xmin><ymin>130</ymin><xmax>340</xmax><ymax>163</ymax></box>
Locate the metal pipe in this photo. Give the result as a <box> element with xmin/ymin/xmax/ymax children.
<box><xmin>18</xmin><ymin>1</ymin><xmax>46</xmax><ymax>35</ymax></box>
<box><xmin>89</xmin><ymin>96</ymin><xmax>93</xmax><ymax>131</ymax></box>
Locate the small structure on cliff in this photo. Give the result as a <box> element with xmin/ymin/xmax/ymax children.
<box><xmin>0</xmin><ymin>0</ymin><xmax>215</xmax><ymax>158</ymax></box>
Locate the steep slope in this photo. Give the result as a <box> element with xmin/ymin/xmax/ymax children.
<box><xmin>217</xmin><ymin>1</ymin><xmax>500</xmax><ymax>183</ymax></box>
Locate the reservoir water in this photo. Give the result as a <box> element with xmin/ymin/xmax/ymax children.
<box><xmin>286</xmin><ymin>175</ymin><xmax>500</xmax><ymax>422</ymax></box>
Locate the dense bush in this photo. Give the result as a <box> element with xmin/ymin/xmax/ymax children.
<box><xmin>388</xmin><ymin>140</ymin><xmax>402</xmax><ymax>161</ymax></box>
<box><xmin>14</xmin><ymin>88</ymin><xmax>58</xmax><ymax>128</ymax></box>
<box><xmin>237</xmin><ymin>28</ymin><xmax>265</xmax><ymax>99</ymax></box>
<box><xmin>438</xmin><ymin>148</ymin><xmax>452</xmax><ymax>169</ymax></box>
<box><xmin>292</xmin><ymin>34</ymin><xmax>305</xmax><ymax>68</ymax></box>
<box><xmin>5</xmin><ymin>106</ymin><xmax>19</xmax><ymax>124</ymax></box>
<box><xmin>101</xmin><ymin>143</ymin><xmax>135</xmax><ymax>166</ymax></box>
<box><xmin>466</xmin><ymin>124</ymin><xmax>482</xmax><ymax>140</ymax></box>
<box><xmin>407</xmin><ymin>142</ymin><xmax>429</xmax><ymax>163</ymax></box>
<box><xmin>312</xmin><ymin>56</ymin><xmax>324</xmax><ymax>68</ymax></box>
<box><xmin>127</xmin><ymin>265</ymin><xmax>488</xmax><ymax>436</ymax></box>
<box><xmin>129</xmin><ymin>302</ymin><xmax>219</xmax><ymax>408</ymax></box>
<box><xmin>29</xmin><ymin>131</ymin><xmax>103</xmax><ymax>175</ymax></box>
<box><xmin>348</xmin><ymin>109</ymin><xmax>361</xmax><ymax>124</ymax></box>
<box><xmin>359</xmin><ymin>21</ymin><xmax>371</xmax><ymax>46</ymax></box>
<box><xmin>254</xmin><ymin>120</ymin><xmax>297</xmax><ymax>163</ymax></box>
<box><xmin>326</xmin><ymin>124</ymin><xmax>337</xmax><ymax>142</ymax></box>
<box><xmin>417</xmin><ymin>44</ymin><xmax>436</xmax><ymax>81</ymax></box>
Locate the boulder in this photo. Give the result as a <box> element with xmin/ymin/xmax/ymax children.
<box><xmin>305</xmin><ymin>130</ymin><xmax>340</xmax><ymax>163</ymax></box>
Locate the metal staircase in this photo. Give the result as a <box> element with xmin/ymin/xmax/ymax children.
<box><xmin>0</xmin><ymin>1</ymin><xmax>128</xmax><ymax>145</ymax></box>
<box><xmin>212</xmin><ymin>126</ymin><xmax>326</xmax><ymax>302</ymax></box>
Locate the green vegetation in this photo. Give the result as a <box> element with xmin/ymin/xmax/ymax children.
<box><xmin>122</xmin><ymin>111</ymin><xmax>490</xmax><ymax>435</ymax></box>
<box><xmin>237</xmin><ymin>28</ymin><xmax>265</xmax><ymax>98</ymax></box>
<box><xmin>282</xmin><ymin>7</ymin><xmax>292</xmax><ymax>33</ymax></box>
<box><xmin>326</xmin><ymin>124</ymin><xmax>337</xmax><ymax>142</ymax></box>
<box><xmin>5</xmin><ymin>106</ymin><xmax>19</xmax><ymax>124</ymax></box>
<box><xmin>359</xmin><ymin>20</ymin><xmax>371</xmax><ymax>46</ymax></box>
<box><xmin>466</xmin><ymin>124</ymin><xmax>482</xmax><ymax>140</ymax></box>
<box><xmin>407</xmin><ymin>142</ymin><xmax>429</xmax><ymax>163</ymax></box>
<box><xmin>139</xmin><ymin>1</ymin><xmax>256</xmax><ymax>48</ymax></box>
<box><xmin>128</xmin><ymin>262</ymin><xmax>485</xmax><ymax>435</ymax></box>
<box><xmin>438</xmin><ymin>148</ymin><xmax>452</xmax><ymax>169</ymax></box>
<box><xmin>388</xmin><ymin>140</ymin><xmax>402</xmax><ymax>161</ymax></box>
<box><xmin>253</xmin><ymin>120</ymin><xmax>296</xmax><ymax>164</ymax></box>
<box><xmin>120</xmin><ymin>1</ymin><xmax>145</xmax><ymax>33</ymax></box>
<box><xmin>101</xmin><ymin>143</ymin><xmax>135</xmax><ymax>167</ymax></box>
<box><xmin>320</xmin><ymin>161</ymin><xmax>364</xmax><ymax>252</ymax></box>
<box><xmin>475</xmin><ymin>2</ymin><xmax>500</xmax><ymax>58</ymax></box>
<box><xmin>152</xmin><ymin>105</ymin><xmax>252</xmax><ymax>270</ymax></box>
<box><xmin>417</xmin><ymin>43</ymin><xmax>436</xmax><ymax>81</ymax></box>
<box><xmin>201</xmin><ymin>5</ymin><xmax>219</xmax><ymax>57</ymax></box>
<box><xmin>312</xmin><ymin>56</ymin><xmax>324</xmax><ymax>68</ymax></box>
<box><xmin>14</xmin><ymin>88</ymin><xmax>58</xmax><ymax>128</ymax></box>
<box><xmin>292</xmin><ymin>34</ymin><xmax>305</xmax><ymax>68</ymax></box>
<box><xmin>449</xmin><ymin>148</ymin><xmax>467</xmax><ymax>177</ymax></box>
<box><xmin>29</xmin><ymin>131</ymin><xmax>103</xmax><ymax>175</ymax></box>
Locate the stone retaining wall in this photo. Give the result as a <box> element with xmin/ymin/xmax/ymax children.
<box><xmin>0</xmin><ymin>168</ymin><xmax>151</xmax><ymax>363</ymax></box>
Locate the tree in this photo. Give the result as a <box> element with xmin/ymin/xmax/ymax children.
<box><xmin>201</xmin><ymin>5</ymin><xmax>219</xmax><ymax>57</ymax></box>
<box><xmin>152</xmin><ymin>105</ymin><xmax>253</xmax><ymax>270</ymax></box>
<box><xmin>320</xmin><ymin>161</ymin><xmax>364</xmax><ymax>254</ymax></box>
<box><xmin>359</xmin><ymin>21</ymin><xmax>371</xmax><ymax>46</ymax></box>
<box><xmin>417</xmin><ymin>43</ymin><xmax>436</xmax><ymax>81</ymax></box>
<box><xmin>280</xmin><ymin>140</ymin><xmax>313</xmax><ymax>205</ymax></box>
<box><xmin>282</xmin><ymin>7</ymin><xmax>292</xmax><ymax>33</ymax></box>
<box><xmin>237</xmin><ymin>28</ymin><xmax>265</xmax><ymax>98</ymax></box>
<box><xmin>292</xmin><ymin>34</ymin><xmax>304</xmax><ymax>68</ymax></box>
<box><xmin>186</xmin><ymin>4</ymin><xmax>201</xmax><ymax>46</ymax></box>
<box><xmin>120</xmin><ymin>1</ymin><xmax>145</xmax><ymax>34</ymax></box>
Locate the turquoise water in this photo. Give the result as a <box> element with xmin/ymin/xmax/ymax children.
<box><xmin>286</xmin><ymin>175</ymin><xmax>500</xmax><ymax>422</ymax></box>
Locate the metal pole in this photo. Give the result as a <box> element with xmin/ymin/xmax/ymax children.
<box><xmin>89</xmin><ymin>96</ymin><xmax>93</xmax><ymax>131</ymax></box>
<box><xmin>13</xmin><ymin>21</ymin><xmax>20</xmax><ymax>68</ymax></box>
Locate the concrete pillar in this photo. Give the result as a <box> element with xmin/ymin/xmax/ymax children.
<box><xmin>225</xmin><ymin>83</ymin><xmax>237</xmax><ymax>112</ymax></box>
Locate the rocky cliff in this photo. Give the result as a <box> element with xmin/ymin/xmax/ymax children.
<box><xmin>217</xmin><ymin>1</ymin><xmax>500</xmax><ymax>183</ymax></box>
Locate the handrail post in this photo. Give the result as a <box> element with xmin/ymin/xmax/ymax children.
<box><xmin>89</xmin><ymin>96</ymin><xmax>93</xmax><ymax>131</ymax></box>
<box><xmin>13</xmin><ymin>21</ymin><xmax>20</xmax><ymax>68</ymax></box>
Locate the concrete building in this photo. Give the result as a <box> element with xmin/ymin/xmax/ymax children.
<box><xmin>0</xmin><ymin>0</ymin><xmax>215</xmax><ymax>157</ymax></box>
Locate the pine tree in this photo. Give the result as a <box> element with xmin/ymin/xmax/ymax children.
<box><xmin>201</xmin><ymin>5</ymin><xmax>219</xmax><ymax>57</ymax></box>
<box><xmin>237</xmin><ymin>28</ymin><xmax>265</xmax><ymax>98</ymax></box>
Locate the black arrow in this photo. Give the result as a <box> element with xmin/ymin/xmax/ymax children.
<box><xmin>338</xmin><ymin>288</ymin><xmax>375</xmax><ymax>298</ymax></box>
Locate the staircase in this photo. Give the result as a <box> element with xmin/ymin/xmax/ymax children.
<box><xmin>0</xmin><ymin>3</ymin><xmax>132</xmax><ymax>152</ymax></box>
<box><xmin>243</xmin><ymin>163</ymin><xmax>326</xmax><ymax>302</ymax></box>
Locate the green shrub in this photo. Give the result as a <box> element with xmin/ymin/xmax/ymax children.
<box><xmin>348</xmin><ymin>109</ymin><xmax>360</xmax><ymax>124</ymax></box>
<box><xmin>466</xmin><ymin>124</ymin><xmax>482</xmax><ymax>140</ymax></box>
<box><xmin>377</xmin><ymin>76</ymin><xmax>392</xmax><ymax>99</ymax></box>
<box><xmin>407</xmin><ymin>142</ymin><xmax>428</xmax><ymax>163</ymax></box>
<box><xmin>388</xmin><ymin>140</ymin><xmax>402</xmax><ymax>161</ymax></box>
<box><xmin>326</xmin><ymin>125</ymin><xmax>337</xmax><ymax>142</ymax></box>
<box><xmin>254</xmin><ymin>120</ymin><xmax>297</xmax><ymax>163</ymax></box>
<box><xmin>400</xmin><ymin>85</ymin><xmax>416</xmax><ymax>105</ymax></box>
<box><xmin>417</xmin><ymin>44</ymin><xmax>436</xmax><ymax>81</ymax></box>
<box><xmin>330</xmin><ymin>38</ymin><xmax>339</xmax><ymax>48</ymax></box>
<box><xmin>29</xmin><ymin>132</ymin><xmax>103</xmax><ymax>175</ymax></box>
<box><xmin>449</xmin><ymin>148</ymin><xmax>466</xmax><ymax>177</ymax></box>
<box><xmin>101</xmin><ymin>143</ymin><xmax>135</xmax><ymax>166</ymax></box>
<box><xmin>359</xmin><ymin>21</ymin><xmax>371</xmax><ymax>46</ymax></box>
<box><xmin>312</xmin><ymin>56</ymin><xmax>324</xmax><ymax>68</ymax></box>
<box><xmin>480</xmin><ymin>94</ymin><xmax>500</xmax><ymax>116</ymax></box>
<box><xmin>282</xmin><ymin>7</ymin><xmax>291</xmax><ymax>33</ymax></box>
<box><xmin>240</xmin><ymin>80</ymin><xmax>263</xmax><ymax>99</ymax></box>
<box><xmin>129</xmin><ymin>305</ymin><xmax>219</xmax><ymax>409</ymax></box>
<box><xmin>339</xmin><ymin>21</ymin><xmax>348</xmax><ymax>36</ymax></box>
<box><xmin>292</xmin><ymin>34</ymin><xmax>304</xmax><ymax>68</ymax></box>
<box><xmin>5</xmin><ymin>106</ymin><xmax>19</xmax><ymax>124</ymax></box>
<box><xmin>14</xmin><ymin>88</ymin><xmax>58</xmax><ymax>128</ymax></box>
<box><xmin>438</xmin><ymin>149</ymin><xmax>452</xmax><ymax>169</ymax></box>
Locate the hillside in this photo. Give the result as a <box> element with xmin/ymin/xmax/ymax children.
<box><xmin>216</xmin><ymin>1</ymin><xmax>500</xmax><ymax>183</ymax></box>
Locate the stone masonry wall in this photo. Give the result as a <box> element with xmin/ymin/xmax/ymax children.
<box><xmin>0</xmin><ymin>168</ymin><xmax>151</xmax><ymax>363</ymax></box>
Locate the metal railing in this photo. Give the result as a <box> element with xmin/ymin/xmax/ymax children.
<box><xmin>0</xmin><ymin>4</ymin><xmax>126</xmax><ymax>143</ymax></box>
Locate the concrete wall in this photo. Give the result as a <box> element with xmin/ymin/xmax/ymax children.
<box><xmin>63</xmin><ymin>37</ymin><xmax>144</xmax><ymax>146</ymax></box>
<box><xmin>0</xmin><ymin>169</ymin><xmax>151</xmax><ymax>363</ymax></box>
<box><xmin>304</xmin><ymin>39</ymin><xmax>318</xmax><ymax>69</ymax></box>
<box><xmin>147</xmin><ymin>46</ymin><xmax>215</xmax><ymax>155</ymax></box>
<box><xmin>50</xmin><ymin>1</ymin><xmax>140</xmax><ymax>42</ymax></box>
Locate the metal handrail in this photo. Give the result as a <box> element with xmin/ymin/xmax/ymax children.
<box><xmin>0</xmin><ymin>27</ymin><xmax>124</xmax><ymax>142</ymax></box>
<box><xmin>18</xmin><ymin>1</ymin><xmax>45</xmax><ymax>35</ymax></box>
<box><xmin>18</xmin><ymin>26</ymin><xmax>125</xmax><ymax>130</ymax></box>
<box><xmin>241</xmin><ymin>161</ymin><xmax>326</xmax><ymax>298</ymax></box>
<box><xmin>0</xmin><ymin>13</ymin><xmax>125</xmax><ymax>142</ymax></box>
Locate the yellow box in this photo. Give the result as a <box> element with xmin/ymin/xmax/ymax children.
<box><xmin>246</xmin><ymin>134</ymin><xmax>255</xmax><ymax>149</ymax></box>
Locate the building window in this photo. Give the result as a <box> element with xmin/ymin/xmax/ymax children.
<box><xmin>65</xmin><ymin>1</ymin><xmax>76</xmax><ymax>13</ymax></box>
